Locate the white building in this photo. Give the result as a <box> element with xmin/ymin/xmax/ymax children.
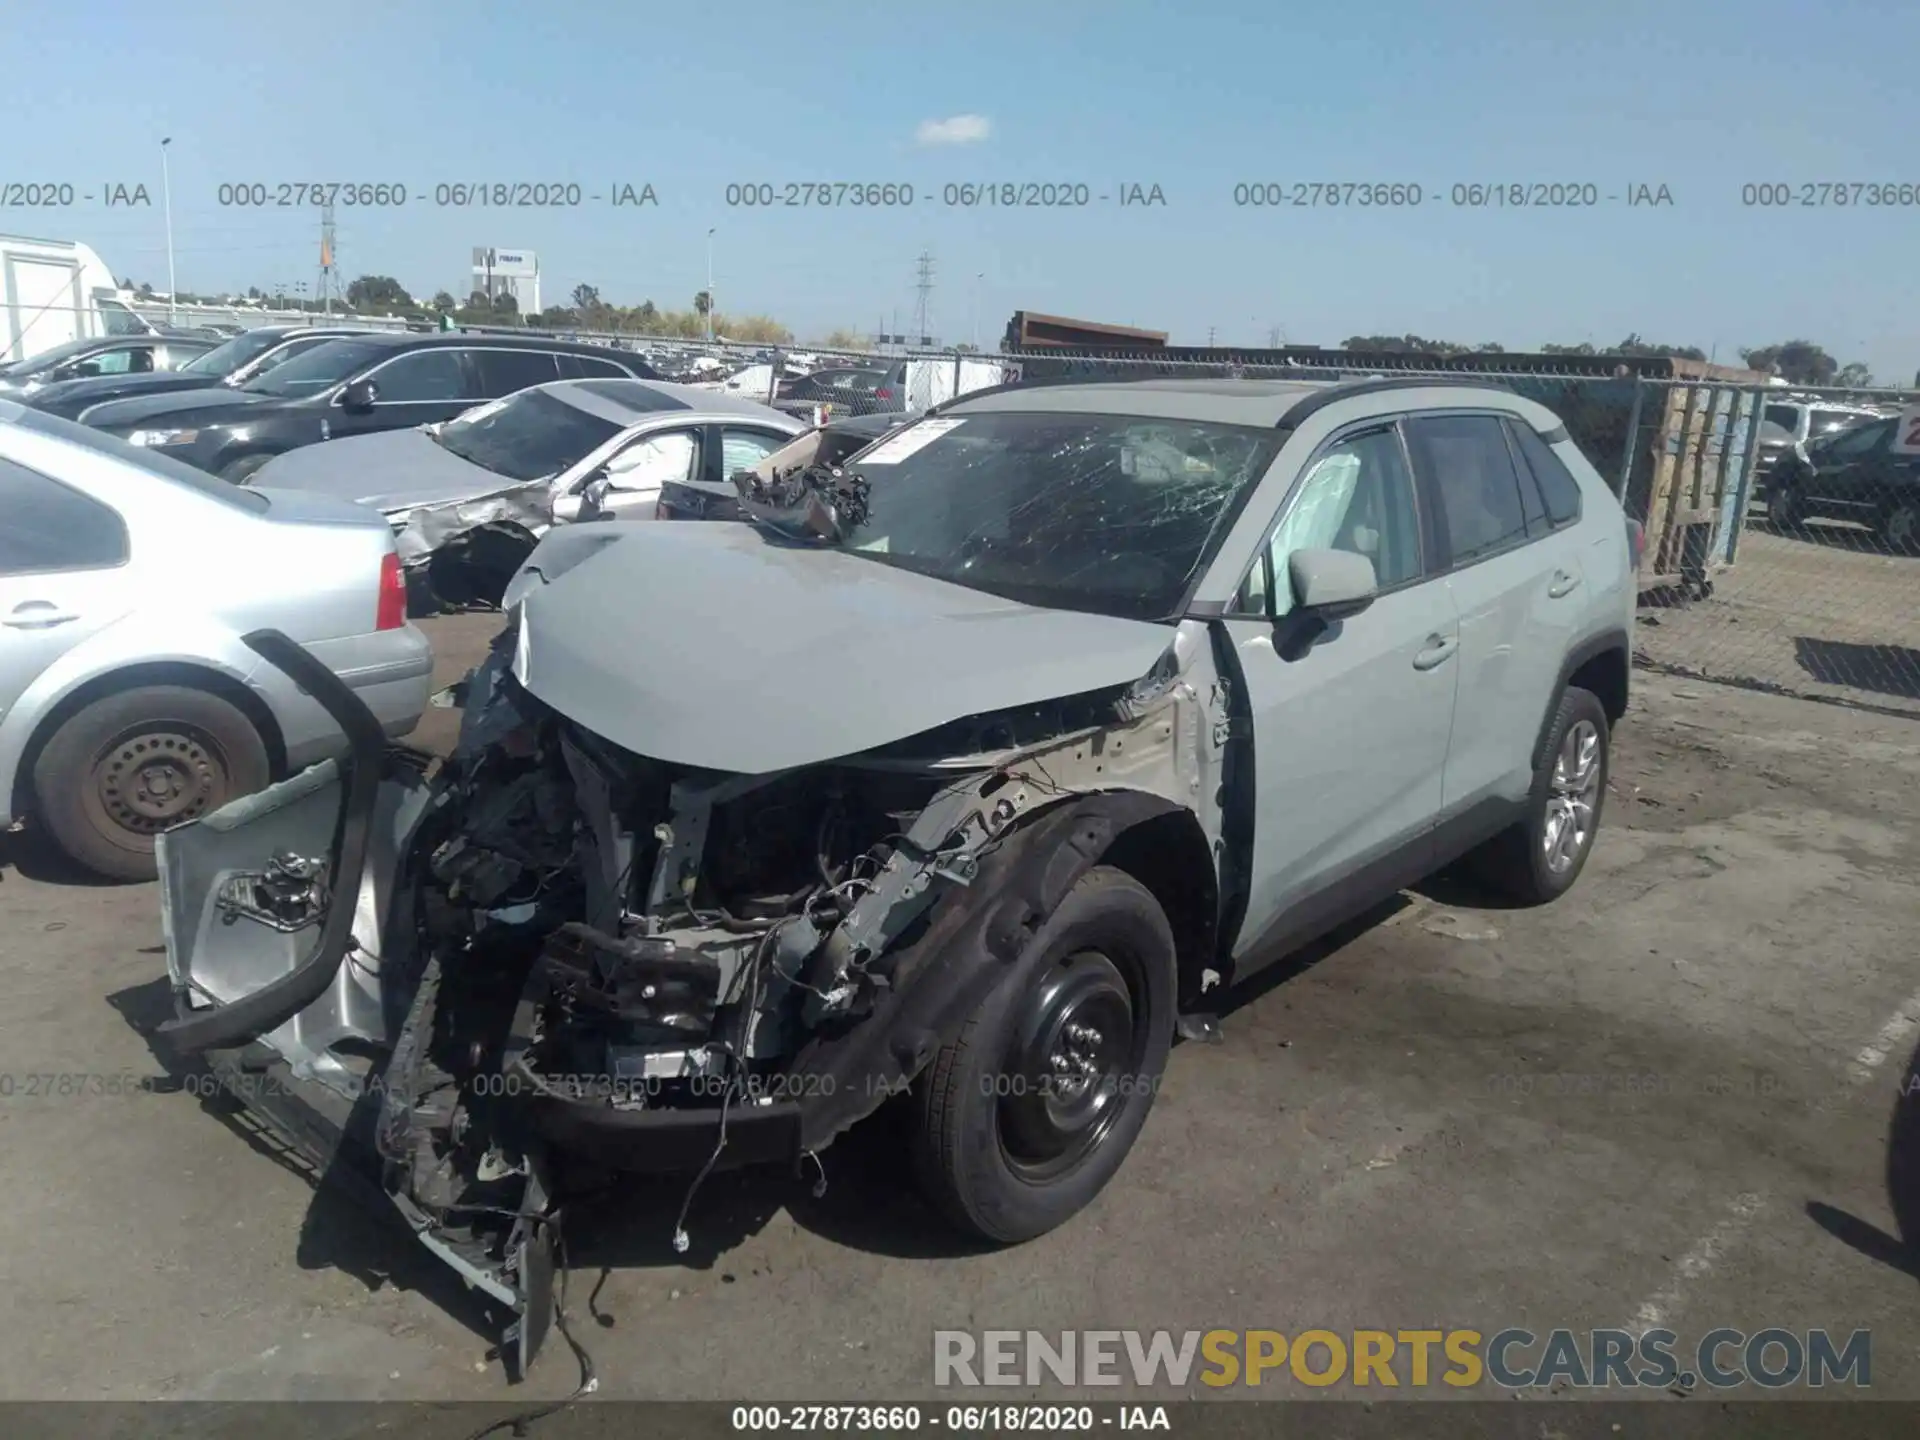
<box><xmin>469</xmin><ymin>247</ymin><xmax>540</xmax><ymax>314</ymax></box>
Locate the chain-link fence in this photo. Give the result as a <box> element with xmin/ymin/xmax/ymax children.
<box><xmin>18</xmin><ymin>297</ymin><xmax>1917</xmax><ymax>716</ymax></box>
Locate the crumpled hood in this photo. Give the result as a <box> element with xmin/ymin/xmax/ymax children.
<box><xmin>252</xmin><ymin>426</ymin><xmax>533</xmax><ymax>513</ymax></box>
<box><xmin>80</xmin><ymin>386</ymin><xmax>279</xmax><ymax>430</ymax></box>
<box><xmin>508</xmin><ymin>521</ymin><xmax>1177</xmax><ymax>773</ymax></box>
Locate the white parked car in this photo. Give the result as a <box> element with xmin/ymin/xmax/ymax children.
<box><xmin>0</xmin><ymin>400</ymin><xmax>432</xmax><ymax>879</ymax></box>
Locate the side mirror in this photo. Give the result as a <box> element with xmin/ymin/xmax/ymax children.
<box><xmin>341</xmin><ymin>378</ymin><xmax>378</xmax><ymax>411</ymax></box>
<box><xmin>579</xmin><ymin>477</ymin><xmax>612</xmax><ymax>512</ymax></box>
<box><xmin>551</xmin><ymin>493</ymin><xmax>586</xmax><ymax>523</ymax></box>
<box><xmin>1287</xmin><ymin>548</ymin><xmax>1377</xmax><ymax>621</ymax></box>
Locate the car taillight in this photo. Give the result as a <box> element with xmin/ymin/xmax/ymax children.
<box><xmin>874</xmin><ymin>387</ymin><xmax>892</xmax><ymax>400</ymax></box>
<box><xmin>1626</xmin><ymin>517</ymin><xmax>1645</xmax><ymax>573</ymax></box>
<box><xmin>376</xmin><ymin>551</ymin><xmax>406</xmax><ymax>631</ymax></box>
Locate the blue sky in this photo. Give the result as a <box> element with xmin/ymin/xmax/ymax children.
<box><xmin>9</xmin><ymin>0</ymin><xmax>1918</xmax><ymax>376</ymax></box>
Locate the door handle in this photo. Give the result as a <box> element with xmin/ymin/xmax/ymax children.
<box><xmin>1412</xmin><ymin>635</ymin><xmax>1458</xmax><ymax>670</ymax></box>
<box><xmin>1548</xmin><ymin>570</ymin><xmax>1581</xmax><ymax>599</ymax></box>
<box><xmin>4</xmin><ymin>603</ymin><xmax>80</xmax><ymax>630</ymax></box>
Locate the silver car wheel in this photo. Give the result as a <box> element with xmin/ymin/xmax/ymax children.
<box><xmin>1542</xmin><ymin>719</ymin><xmax>1602</xmax><ymax>875</ymax></box>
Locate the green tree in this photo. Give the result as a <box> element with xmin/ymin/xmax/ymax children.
<box><xmin>1835</xmin><ymin>361</ymin><xmax>1875</xmax><ymax>388</ymax></box>
<box><xmin>345</xmin><ymin>275</ymin><xmax>412</xmax><ymax>309</ymax></box>
<box><xmin>1740</xmin><ymin>340</ymin><xmax>1839</xmax><ymax>385</ymax></box>
<box><xmin>430</xmin><ymin>290</ymin><xmax>457</xmax><ymax>312</ymax></box>
<box><xmin>693</xmin><ymin>290</ymin><xmax>712</xmax><ymax>320</ymax></box>
<box><xmin>570</xmin><ymin>283</ymin><xmax>601</xmax><ymax>312</ymax></box>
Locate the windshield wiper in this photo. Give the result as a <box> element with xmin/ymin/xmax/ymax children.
<box><xmin>731</xmin><ymin>461</ymin><xmax>871</xmax><ymax>545</ymax></box>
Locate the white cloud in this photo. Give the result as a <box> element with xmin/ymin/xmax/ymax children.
<box><xmin>915</xmin><ymin>114</ymin><xmax>991</xmax><ymax>146</ymax></box>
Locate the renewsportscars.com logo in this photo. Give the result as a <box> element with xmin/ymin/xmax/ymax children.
<box><xmin>933</xmin><ymin>1328</ymin><xmax>1871</xmax><ymax>1391</ymax></box>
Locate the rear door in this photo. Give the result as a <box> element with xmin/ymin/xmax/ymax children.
<box><xmin>473</xmin><ymin>348</ymin><xmax>562</xmax><ymax>400</ymax></box>
<box><xmin>0</xmin><ymin>458</ymin><xmax>133</xmax><ymax>729</ymax></box>
<box><xmin>1404</xmin><ymin>412</ymin><xmax>1585</xmax><ymax>817</ymax></box>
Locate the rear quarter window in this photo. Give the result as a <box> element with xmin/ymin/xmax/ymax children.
<box><xmin>0</xmin><ymin>456</ymin><xmax>131</xmax><ymax>575</ymax></box>
<box><xmin>1506</xmin><ymin>420</ymin><xmax>1585</xmax><ymax>527</ymax></box>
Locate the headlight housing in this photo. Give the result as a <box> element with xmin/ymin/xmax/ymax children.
<box><xmin>125</xmin><ymin>428</ymin><xmax>200</xmax><ymax>447</ymax></box>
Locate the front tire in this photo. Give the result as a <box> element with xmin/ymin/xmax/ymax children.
<box><xmin>913</xmin><ymin>866</ymin><xmax>1176</xmax><ymax>1243</ymax></box>
<box><xmin>1882</xmin><ymin>499</ymin><xmax>1919</xmax><ymax>556</ymax></box>
<box><xmin>31</xmin><ymin>685</ymin><xmax>271</xmax><ymax>882</ymax></box>
<box><xmin>1766</xmin><ymin>482</ymin><xmax>1805</xmax><ymax>534</ymax></box>
<box><xmin>1472</xmin><ymin>686</ymin><xmax>1610</xmax><ymax>905</ymax></box>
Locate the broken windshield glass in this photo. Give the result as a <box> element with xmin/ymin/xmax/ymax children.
<box><xmin>432</xmin><ymin>387</ymin><xmax>626</xmax><ymax>482</ymax></box>
<box><xmin>756</xmin><ymin>411</ymin><xmax>1280</xmax><ymax>621</ymax></box>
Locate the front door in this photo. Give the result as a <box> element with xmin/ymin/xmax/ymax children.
<box><xmin>331</xmin><ymin>348</ymin><xmax>482</xmax><ymax>439</ymax></box>
<box><xmin>1221</xmin><ymin>421</ymin><xmax>1457</xmax><ymax>963</ymax></box>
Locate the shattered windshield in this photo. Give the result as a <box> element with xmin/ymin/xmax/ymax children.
<box><xmin>801</xmin><ymin>410</ymin><xmax>1280</xmax><ymax>621</ymax></box>
<box><xmin>431</xmin><ymin>387</ymin><xmax>625</xmax><ymax>482</ymax></box>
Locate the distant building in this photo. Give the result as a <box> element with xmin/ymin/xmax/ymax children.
<box><xmin>468</xmin><ymin>248</ymin><xmax>540</xmax><ymax>314</ymax></box>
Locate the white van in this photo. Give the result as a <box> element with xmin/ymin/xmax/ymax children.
<box><xmin>0</xmin><ymin>235</ymin><xmax>149</xmax><ymax>364</ymax></box>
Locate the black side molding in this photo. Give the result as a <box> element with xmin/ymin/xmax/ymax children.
<box><xmin>156</xmin><ymin>629</ymin><xmax>385</xmax><ymax>1057</ymax></box>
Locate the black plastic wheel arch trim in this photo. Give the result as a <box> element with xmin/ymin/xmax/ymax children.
<box><xmin>156</xmin><ymin>628</ymin><xmax>386</xmax><ymax>1056</ymax></box>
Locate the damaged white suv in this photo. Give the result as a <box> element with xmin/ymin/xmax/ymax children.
<box><xmin>150</xmin><ymin>376</ymin><xmax>1636</xmax><ymax>1375</ymax></box>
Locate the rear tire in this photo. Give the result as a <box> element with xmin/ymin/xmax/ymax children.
<box><xmin>1471</xmin><ymin>686</ymin><xmax>1610</xmax><ymax>905</ymax></box>
<box><xmin>912</xmin><ymin>865</ymin><xmax>1176</xmax><ymax>1244</ymax></box>
<box><xmin>31</xmin><ymin>685</ymin><xmax>271</xmax><ymax>882</ymax></box>
<box><xmin>219</xmin><ymin>453</ymin><xmax>273</xmax><ymax>484</ymax></box>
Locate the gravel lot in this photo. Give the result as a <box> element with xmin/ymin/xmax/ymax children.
<box><xmin>1636</xmin><ymin>523</ymin><xmax>1920</xmax><ymax>716</ymax></box>
<box><xmin>2</xmin><ymin>612</ymin><xmax>1918</xmax><ymax>1408</ymax></box>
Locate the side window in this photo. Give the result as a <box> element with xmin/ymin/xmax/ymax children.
<box><xmin>1507</xmin><ymin>421</ymin><xmax>1585</xmax><ymax>527</ymax></box>
<box><xmin>67</xmin><ymin>348</ymin><xmax>134</xmax><ymax>378</ymax></box>
<box><xmin>128</xmin><ymin>346</ymin><xmax>156</xmax><ymax>373</ymax></box>
<box><xmin>556</xmin><ymin>353</ymin><xmax>630</xmax><ymax>380</ymax></box>
<box><xmin>720</xmin><ymin>427</ymin><xmax>788</xmax><ymax>478</ymax></box>
<box><xmin>1828</xmin><ymin>418</ymin><xmax>1893</xmax><ymax>457</ymax></box>
<box><xmin>601</xmin><ymin>428</ymin><xmax>699</xmax><ymax>492</ymax></box>
<box><xmin>1763</xmin><ymin>404</ymin><xmax>1800</xmax><ymax>433</ymax></box>
<box><xmin>369</xmin><ymin>349</ymin><xmax>470</xmax><ymax>402</ymax></box>
<box><xmin>253</xmin><ymin>336</ymin><xmax>328</xmax><ymax>376</ymax></box>
<box><xmin>1404</xmin><ymin>414</ymin><xmax>1531</xmax><ymax>567</ymax></box>
<box><xmin>1262</xmin><ymin>425</ymin><xmax>1422</xmax><ymax>618</ymax></box>
<box><xmin>0</xmin><ymin>459</ymin><xmax>130</xmax><ymax>575</ymax></box>
<box><xmin>474</xmin><ymin>350</ymin><xmax>560</xmax><ymax>396</ymax></box>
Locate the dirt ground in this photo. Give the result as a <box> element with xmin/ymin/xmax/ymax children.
<box><xmin>1636</xmin><ymin>521</ymin><xmax>1920</xmax><ymax>716</ymax></box>
<box><xmin>2</xmin><ymin>613</ymin><xmax>1918</xmax><ymax>1411</ymax></box>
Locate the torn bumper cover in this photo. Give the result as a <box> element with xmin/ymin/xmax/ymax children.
<box><xmin>154</xmin><ymin>602</ymin><xmax>1224</xmax><ymax>1376</ymax></box>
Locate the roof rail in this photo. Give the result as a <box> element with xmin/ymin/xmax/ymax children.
<box><xmin>1276</xmin><ymin>374</ymin><xmax>1518</xmax><ymax>427</ymax></box>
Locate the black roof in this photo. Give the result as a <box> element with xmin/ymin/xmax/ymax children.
<box><xmin>342</xmin><ymin>331</ymin><xmax>641</xmax><ymax>354</ymax></box>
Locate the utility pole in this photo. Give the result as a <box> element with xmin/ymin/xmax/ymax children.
<box><xmin>159</xmin><ymin>138</ymin><xmax>176</xmax><ymax>322</ymax></box>
<box><xmin>1207</xmin><ymin>326</ymin><xmax>1217</xmax><ymax>346</ymax></box>
<box><xmin>705</xmin><ymin>227</ymin><xmax>715</xmax><ymax>342</ymax></box>
<box><xmin>912</xmin><ymin>252</ymin><xmax>935</xmax><ymax>345</ymax></box>
<box><xmin>316</xmin><ymin>201</ymin><xmax>337</xmax><ymax>317</ymax></box>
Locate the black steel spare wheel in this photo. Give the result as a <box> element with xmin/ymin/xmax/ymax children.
<box><xmin>32</xmin><ymin>685</ymin><xmax>270</xmax><ymax>882</ymax></box>
<box><xmin>913</xmin><ymin>865</ymin><xmax>1176</xmax><ymax>1243</ymax></box>
<box><xmin>997</xmin><ymin>949</ymin><xmax>1142</xmax><ymax>1181</ymax></box>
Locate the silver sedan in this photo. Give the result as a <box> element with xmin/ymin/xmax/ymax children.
<box><xmin>0</xmin><ymin>400</ymin><xmax>432</xmax><ymax>880</ymax></box>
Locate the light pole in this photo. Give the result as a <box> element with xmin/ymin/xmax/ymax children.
<box><xmin>705</xmin><ymin>227</ymin><xmax>715</xmax><ymax>343</ymax></box>
<box><xmin>160</xmin><ymin>138</ymin><xmax>176</xmax><ymax>323</ymax></box>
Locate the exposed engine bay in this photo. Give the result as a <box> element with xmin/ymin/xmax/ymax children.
<box><xmin>152</xmin><ymin>601</ymin><xmax>1232</xmax><ymax>1378</ymax></box>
